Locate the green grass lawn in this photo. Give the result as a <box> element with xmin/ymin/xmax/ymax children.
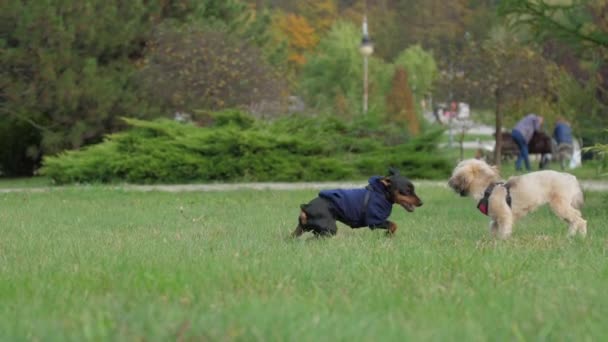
<box><xmin>1</xmin><ymin>185</ymin><xmax>607</xmax><ymax>341</ymax></box>
<box><xmin>0</xmin><ymin>176</ymin><xmax>54</xmax><ymax>189</ymax></box>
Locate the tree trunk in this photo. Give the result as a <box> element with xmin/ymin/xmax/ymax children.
<box><xmin>493</xmin><ymin>88</ymin><xmax>503</xmax><ymax>168</ymax></box>
<box><xmin>458</xmin><ymin>129</ymin><xmax>466</xmax><ymax>161</ymax></box>
<box><xmin>459</xmin><ymin>140</ymin><xmax>465</xmax><ymax>161</ymax></box>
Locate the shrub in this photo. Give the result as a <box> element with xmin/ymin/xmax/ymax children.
<box><xmin>137</xmin><ymin>25</ymin><xmax>288</xmax><ymax>114</ymax></box>
<box><xmin>41</xmin><ymin>111</ymin><xmax>450</xmax><ymax>184</ymax></box>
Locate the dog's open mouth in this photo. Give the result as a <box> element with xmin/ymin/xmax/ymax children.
<box><xmin>401</xmin><ymin>203</ymin><xmax>415</xmax><ymax>212</ymax></box>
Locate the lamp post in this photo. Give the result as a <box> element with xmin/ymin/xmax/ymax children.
<box><xmin>359</xmin><ymin>15</ymin><xmax>374</xmax><ymax>115</ymax></box>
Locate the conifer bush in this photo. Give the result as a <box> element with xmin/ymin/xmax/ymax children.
<box><xmin>41</xmin><ymin>111</ymin><xmax>451</xmax><ymax>184</ymax></box>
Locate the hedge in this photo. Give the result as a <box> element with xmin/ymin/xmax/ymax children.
<box><xmin>41</xmin><ymin>110</ymin><xmax>451</xmax><ymax>184</ymax></box>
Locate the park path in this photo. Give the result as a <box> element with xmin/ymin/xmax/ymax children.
<box><xmin>1</xmin><ymin>179</ymin><xmax>607</xmax><ymax>193</ymax></box>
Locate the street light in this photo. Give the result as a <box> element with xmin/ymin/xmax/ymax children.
<box><xmin>360</xmin><ymin>15</ymin><xmax>373</xmax><ymax>115</ymax></box>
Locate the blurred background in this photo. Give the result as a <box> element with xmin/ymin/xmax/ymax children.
<box><xmin>2</xmin><ymin>0</ymin><xmax>607</xmax><ymax>182</ymax></box>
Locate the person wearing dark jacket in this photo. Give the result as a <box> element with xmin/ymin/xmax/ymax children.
<box><xmin>512</xmin><ymin>113</ymin><xmax>544</xmax><ymax>171</ymax></box>
<box><xmin>553</xmin><ymin>118</ymin><xmax>574</xmax><ymax>170</ymax></box>
<box><xmin>291</xmin><ymin>169</ymin><xmax>423</xmax><ymax>237</ymax></box>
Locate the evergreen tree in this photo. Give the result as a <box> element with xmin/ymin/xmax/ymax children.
<box><xmin>1</xmin><ymin>0</ymin><xmax>281</xmax><ymax>175</ymax></box>
<box><xmin>386</xmin><ymin>68</ymin><xmax>420</xmax><ymax>136</ymax></box>
<box><xmin>2</xmin><ymin>1</ymin><xmax>161</xmax><ymax>175</ymax></box>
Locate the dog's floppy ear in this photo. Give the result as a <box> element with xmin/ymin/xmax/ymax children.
<box><xmin>380</xmin><ymin>176</ymin><xmax>391</xmax><ymax>187</ymax></box>
<box><xmin>387</xmin><ymin>167</ymin><xmax>400</xmax><ymax>176</ymax></box>
<box><xmin>469</xmin><ymin>164</ymin><xmax>479</xmax><ymax>176</ymax></box>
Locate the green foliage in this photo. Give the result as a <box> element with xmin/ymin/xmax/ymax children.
<box><xmin>344</xmin><ymin>0</ymin><xmax>480</xmax><ymax>61</ymax></box>
<box><xmin>136</xmin><ymin>24</ymin><xmax>287</xmax><ymax>113</ymax></box>
<box><xmin>582</xmin><ymin>129</ymin><xmax>608</xmax><ymax>176</ymax></box>
<box><xmin>546</xmin><ymin>67</ymin><xmax>606</xmax><ymax>145</ymax></box>
<box><xmin>186</xmin><ymin>0</ymin><xmax>285</xmax><ymax>68</ymax></box>
<box><xmin>393</xmin><ymin>45</ymin><xmax>438</xmax><ymax>99</ymax></box>
<box><xmin>497</xmin><ymin>0</ymin><xmax>608</xmax><ymax>147</ymax></box>
<box><xmin>0</xmin><ymin>118</ymin><xmax>40</xmax><ymax>176</ymax></box>
<box><xmin>298</xmin><ymin>21</ymin><xmax>438</xmax><ymax>118</ymax></box>
<box><xmin>499</xmin><ymin>0</ymin><xmax>608</xmax><ymax>50</ymax></box>
<box><xmin>2</xmin><ymin>0</ymin><xmax>163</xmax><ymax>163</ymax></box>
<box><xmin>299</xmin><ymin>21</ymin><xmax>393</xmax><ymax>115</ymax></box>
<box><xmin>354</xmin><ymin>129</ymin><xmax>448</xmax><ymax>179</ymax></box>
<box><xmin>451</xmin><ymin>25</ymin><xmax>553</xmax><ymax>165</ymax></box>
<box><xmin>40</xmin><ymin>111</ymin><xmax>450</xmax><ymax>184</ymax></box>
<box><xmin>386</xmin><ymin>68</ymin><xmax>420</xmax><ymax>136</ymax></box>
<box><xmin>0</xmin><ymin>0</ymin><xmax>285</xmax><ymax>176</ymax></box>
<box><xmin>297</xmin><ymin>0</ymin><xmax>337</xmax><ymax>34</ymax></box>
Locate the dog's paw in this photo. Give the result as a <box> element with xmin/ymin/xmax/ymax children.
<box><xmin>291</xmin><ymin>225</ymin><xmax>304</xmax><ymax>238</ymax></box>
<box><xmin>386</xmin><ymin>222</ymin><xmax>398</xmax><ymax>236</ymax></box>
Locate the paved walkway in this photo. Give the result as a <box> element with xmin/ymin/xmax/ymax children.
<box><xmin>1</xmin><ymin>179</ymin><xmax>607</xmax><ymax>193</ymax></box>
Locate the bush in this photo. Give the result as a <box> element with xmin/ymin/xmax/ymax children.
<box><xmin>41</xmin><ymin>111</ymin><xmax>451</xmax><ymax>184</ymax></box>
<box><xmin>0</xmin><ymin>118</ymin><xmax>41</xmax><ymax>176</ymax></box>
<box><xmin>137</xmin><ymin>25</ymin><xmax>288</xmax><ymax>114</ymax></box>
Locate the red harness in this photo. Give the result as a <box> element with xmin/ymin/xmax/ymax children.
<box><xmin>477</xmin><ymin>183</ymin><xmax>512</xmax><ymax>216</ymax></box>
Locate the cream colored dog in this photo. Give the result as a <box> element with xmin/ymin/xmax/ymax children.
<box><xmin>448</xmin><ymin>159</ymin><xmax>587</xmax><ymax>238</ymax></box>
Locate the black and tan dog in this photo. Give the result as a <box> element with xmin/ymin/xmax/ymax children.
<box><xmin>292</xmin><ymin>169</ymin><xmax>423</xmax><ymax>237</ymax></box>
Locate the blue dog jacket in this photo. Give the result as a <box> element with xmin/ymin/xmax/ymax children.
<box><xmin>319</xmin><ymin>176</ymin><xmax>393</xmax><ymax>228</ymax></box>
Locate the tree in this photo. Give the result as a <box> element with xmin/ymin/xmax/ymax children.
<box><xmin>386</xmin><ymin>68</ymin><xmax>420</xmax><ymax>136</ymax></box>
<box><xmin>1</xmin><ymin>0</ymin><xmax>282</xmax><ymax>175</ymax></box>
<box><xmin>499</xmin><ymin>0</ymin><xmax>608</xmax><ymax>145</ymax></box>
<box><xmin>499</xmin><ymin>0</ymin><xmax>608</xmax><ymax>50</ymax></box>
<box><xmin>274</xmin><ymin>12</ymin><xmax>319</xmax><ymax>69</ymax></box>
<box><xmin>137</xmin><ymin>24</ymin><xmax>288</xmax><ymax>115</ymax></box>
<box><xmin>393</xmin><ymin>45</ymin><xmax>438</xmax><ymax>101</ymax></box>
<box><xmin>339</xmin><ymin>0</ymin><xmax>477</xmax><ymax>60</ymax></box>
<box><xmin>1</xmin><ymin>0</ymin><xmax>163</xmax><ymax>175</ymax></box>
<box><xmin>455</xmin><ymin>26</ymin><xmax>550</xmax><ymax>167</ymax></box>
<box><xmin>299</xmin><ymin>21</ymin><xmax>393</xmax><ymax>115</ymax></box>
<box><xmin>583</xmin><ymin>129</ymin><xmax>608</xmax><ymax>176</ymax></box>
<box><xmin>297</xmin><ymin>0</ymin><xmax>338</xmax><ymax>34</ymax></box>
<box><xmin>456</xmin><ymin>119</ymin><xmax>474</xmax><ymax>161</ymax></box>
<box><xmin>545</xmin><ymin>65</ymin><xmax>607</xmax><ymax>147</ymax></box>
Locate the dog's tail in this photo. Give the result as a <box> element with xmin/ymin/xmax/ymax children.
<box><xmin>573</xmin><ymin>180</ymin><xmax>584</xmax><ymax>209</ymax></box>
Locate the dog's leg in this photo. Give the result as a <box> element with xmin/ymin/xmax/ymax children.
<box><xmin>291</xmin><ymin>211</ymin><xmax>307</xmax><ymax>238</ymax></box>
<box><xmin>571</xmin><ymin>210</ymin><xmax>587</xmax><ymax>237</ymax></box>
<box><xmin>386</xmin><ymin>221</ymin><xmax>398</xmax><ymax>236</ymax></box>
<box><xmin>291</xmin><ymin>225</ymin><xmax>304</xmax><ymax>238</ymax></box>
<box><xmin>291</xmin><ymin>224</ymin><xmax>304</xmax><ymax>238</ymax></box>
<box><xmin>548</xmin><ymin>200</ymin><xmax>587</xmax><ymax>237</ymax></box>
<box><xmin>577</xmin><ymin>218</ymin><xmax>588</xmax><ymax>237</ymax></box>
<box><xmin>489</xmin><ymin>220</ymin><xmax>499</xmax><ymax>237</ymax></box>
<box><xmin>489</xmin><ymin>187</ymin><xmax>513</xmax><ymax>239</ymax></box>
<box><xmin>495</xmin><ymin>213</ymin><xmax>513</xmax><ymax>239</ymax></box>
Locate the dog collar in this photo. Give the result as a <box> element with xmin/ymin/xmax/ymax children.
<box><xmin>366</xmin><ymin>184</ymin><xmax>393</xmax><ymax>203</ymax></box>
<box><xmin>477</xmin><ymin>182</ymin><xmax>512</xmax><ymax>216</ymax></box>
